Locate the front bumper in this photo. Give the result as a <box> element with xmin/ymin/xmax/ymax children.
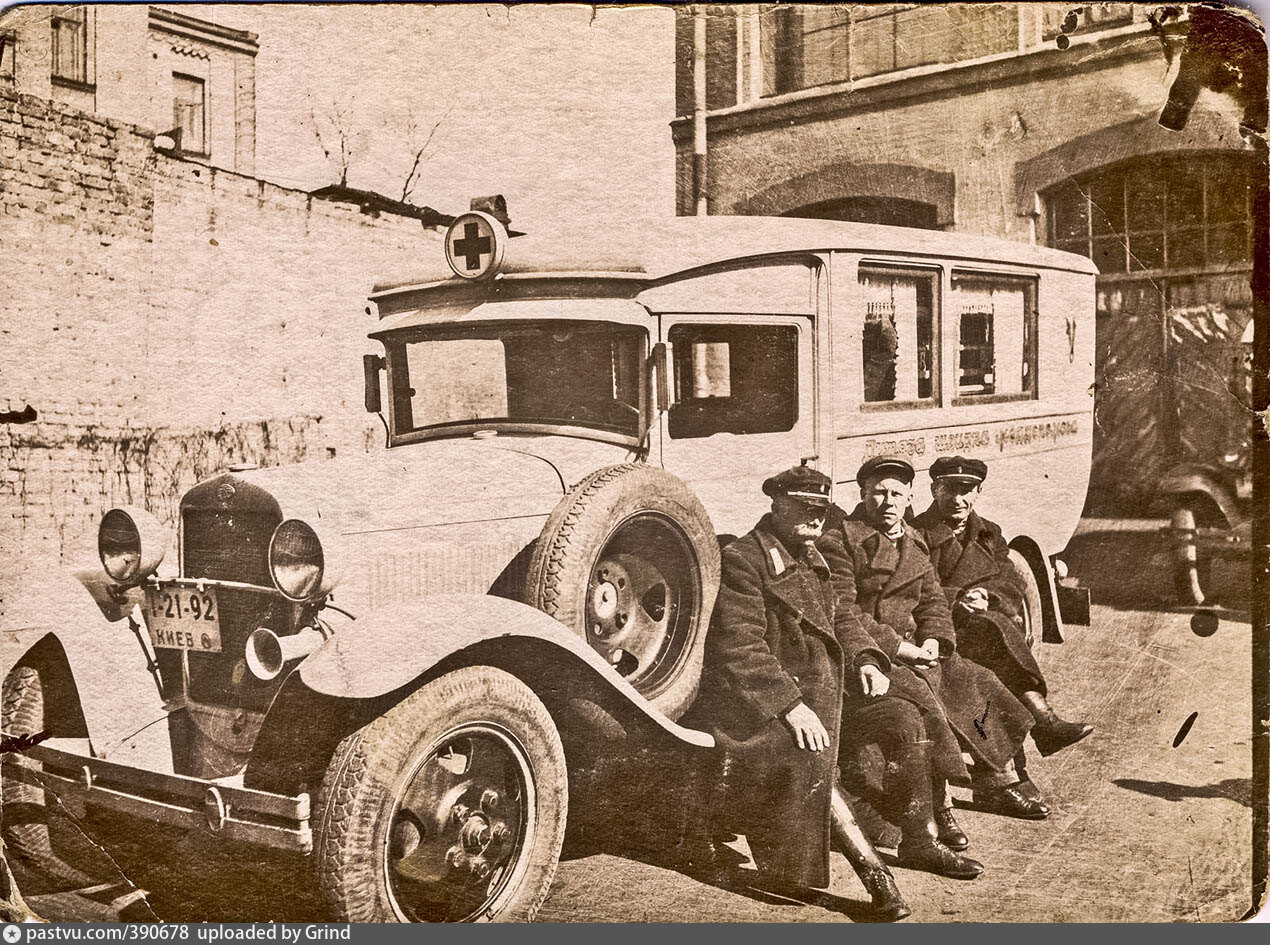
<box><xmin>5</xmin><ymin>738</ymin><xmax>312</xmax><ymax>853</ymax></box>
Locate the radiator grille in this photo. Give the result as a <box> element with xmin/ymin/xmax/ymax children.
<box><xmin>182</xmin><ymin>508</ymin><xmax>278</xmax><ymax>586</ymax></box>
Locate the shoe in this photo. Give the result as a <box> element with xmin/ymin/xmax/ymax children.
<box><xmin>856</xmin><ymin>865</ymin><xmax>912</xmax><ymax>921</ymax></box>
<box><xmin>974</xmin><ymin>783</ymin><xmax>1050</xmax><ymax>820</ymax></box>
<box><xmin>1015</xmin><ymin>778</ymin><xmax>1043</xmax><ymax>801</ymax></box>
<box><xmin>896</xmin><ymin>838</ymin><xmax>985</xmax><ymax>880</ymax></box>
<box><xmin>934</xmin><ymin>807</ymin><xmax>969</xmax><ymax>850</ymax></box>
<box><xmin>1031</xmin><ymin>717</ymin><xmax>1094</xmax><ymax>757</ymax></box>
<box><xmin>1020</xmin><ymin>691</ymin><xmax>1093</xmax><ymax>757</ymax></box>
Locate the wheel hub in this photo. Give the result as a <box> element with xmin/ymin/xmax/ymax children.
<box><xmin>387</xmin><ymin>732</ymin><xmax>527</xmax><ymax>921</ymax></box>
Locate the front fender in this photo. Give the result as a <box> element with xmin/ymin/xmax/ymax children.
<box><xmin>0</xmin><ymin>563</ymin><xmax>170</xmax><ymax>765</ymax></box>
<box><xmin>299</xmin><ymin>593</ymin><xmax>713</xmax><ymax>748</ymax></box>
<box><xmin>1158</xmin><ymin>464</ymin><xmax>1240</xmax><ymax>525</ymax></box>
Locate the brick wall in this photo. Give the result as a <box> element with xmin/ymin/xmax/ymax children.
<box><xmin>0</xmin><ymin>88</ymin><xmax>438</xmax><ymax>567</ymax></box>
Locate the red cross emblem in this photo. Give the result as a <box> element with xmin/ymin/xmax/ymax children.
<box><xmin>444</xmin><ymin>211</ymin><xmax>506</xmax><ymax>280</ymax></box>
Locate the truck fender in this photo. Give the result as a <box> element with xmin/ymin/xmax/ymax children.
<box><xmin>1156</xmin><ymin>464</ymin><xmax>1240</xmax><ymax>527</ymax></box>
<box><xmin>298</xmin><ymin>593</ymin><xmax>714</xmax><ymax>748</ymax></box>
<box><xmin>0</xmin><ymin>564</ymin><xmax>169</xmax><ymax>763</ymax></box>
<box><xmin>1007</xmin><ymin>537</ymin><xmax>1064</xmax><ymax>645</ymax></box>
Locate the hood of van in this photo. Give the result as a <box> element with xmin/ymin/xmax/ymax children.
<box><xmin>209</xmin><ymin>435</ymin><xmax>634</xmax><ymax>534</ymax></box>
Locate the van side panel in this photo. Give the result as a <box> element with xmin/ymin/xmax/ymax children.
<box><xmin>829</xmin><ymin>254</ymin><xmax>1095</xmax><ymax>557</ymax></box>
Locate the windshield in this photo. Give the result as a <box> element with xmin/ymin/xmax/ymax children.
<box><xmin>390</xmin><ymin>321</ymin><xmax>646</xmax><ymax>438</ymax></box>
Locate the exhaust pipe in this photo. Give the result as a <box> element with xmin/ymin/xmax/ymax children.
<box><xmin>245</xmin><ymin>625</ymin><xmax>328</xmax><ymax>681</ymax></box>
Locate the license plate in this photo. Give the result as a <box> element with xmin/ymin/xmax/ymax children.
<box><xmin>144</xmin><ymin>586</ymin><xmax>223</xmax><ymax>653</ymax></box>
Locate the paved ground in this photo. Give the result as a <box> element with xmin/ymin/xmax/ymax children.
<box><xmin>20</xmin><ymin>519</ymin><xmax>1260</xmax><ymax>923</ymax></box>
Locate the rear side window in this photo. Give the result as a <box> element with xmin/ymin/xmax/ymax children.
<box><xmin>951</xmin><ymin>273</ymin><xmax>1038</xmax><ymax>400</ymax></box>
<box><xmin>667</xmin><ymin>324</ymin><xmax>798</xmax><ymax>439</ymax></box>
<box><xmin>859</xmin><ymin>267</ymin><xmax>938</xmax><ymax>406</ymax></box>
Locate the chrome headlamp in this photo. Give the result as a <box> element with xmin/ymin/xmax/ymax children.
<box><xmin>268</xmin><ymin>519</ymin><xmax>338</xmax><ymax>601</ymax></box>
<box><xmin>98</xmin><ymin>506</ymin><xmax>167</xmax><ymax>585</ymax></box>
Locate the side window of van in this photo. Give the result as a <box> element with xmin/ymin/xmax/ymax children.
<box><xmin>859</xmin><ymin>267</ymin><xmax>938</xmax><ymax>405</ymax></box>
<box><xmin>667</xmin><ymin>324</ymin><xmax>798</xmax><ymax>439</ymax></box>
<box><xmin>951</xmin><ymin>273</ymin><xmax>1038</xmax><ymax>400</ymax></box>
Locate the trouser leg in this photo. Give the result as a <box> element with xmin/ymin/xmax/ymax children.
<box><xmin>889</xmin><ymin>741</ymin><xmax>983</xmax><ymax>880</ymax></box>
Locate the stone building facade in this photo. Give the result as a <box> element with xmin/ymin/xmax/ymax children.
<box><xmin>1</xmin><ymin>4</ymin><xmax>257</xmax><ymax>173</ymax></box>
<box><xmin>673</xmin><ymin>4</ymin><xmax>1258</xmax><ymax>511</ymax></box>
<box><xmin>0</xmin><ymin>86</ymin><xmax>438</xmax><ymax>568</ymax></box>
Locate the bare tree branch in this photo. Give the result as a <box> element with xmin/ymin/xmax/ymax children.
<box><xmin>401</xmin><ymin>106</ymin><xmax>452</xmax><ymax>203</ymax></box>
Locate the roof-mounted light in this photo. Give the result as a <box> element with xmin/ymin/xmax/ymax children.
<box><xmin>444</xmin><ymin>210</ymin><xmax>507</xmax><ymax>281</ymax></box>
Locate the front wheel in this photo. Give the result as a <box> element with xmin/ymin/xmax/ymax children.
<box><xmin>314</xmin><ymin>666</ymin><xmax>567</xmax><ymax>923</ymax></box>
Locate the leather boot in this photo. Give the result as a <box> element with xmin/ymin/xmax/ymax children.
<box><xmin>889</xmin><ymin>742</ymin><xmax>984</xmax><ymax>880</ymax></box>
<box><xmin>1021</xmin><ymin>691</ymin><xmax>1093</xmax><ymax>757</ymax></box>
<box><xmin>830</xmin><ymin>786</ymin><xmax>911</xmax><ymax>921</ymax></box>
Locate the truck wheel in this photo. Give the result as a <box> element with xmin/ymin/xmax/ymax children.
<box><xmin>1</xmin><ymin>665</ymin><xmax>93</xmax><ymax>887</ymax></box>
<box><xmin>1171</xmin><ymin>504</ymin><xmax>1209</xmax><ymax>606</ymax></box>
<box><xmin>1006</xmin><ymin>549</ymin><xmax>1043</xmax><ymax>650</ymax></box>
<box><xmin>524</xmin><ymin>464</ymin><xmax>721</xmax><ymax>721</ymax></box>
<box><xmin>314</xmin><ymin>666</ymin><xmax>567</xmax><ymax>923</ymax></box>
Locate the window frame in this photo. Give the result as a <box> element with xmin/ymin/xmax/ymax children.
<box><xmin>382</xmin><ymin>320</ymin><xmax>649</xmax><ymax>449</ymax></box>
<box><xmin>172</xmin><ymin>72</ymin><xmax>209</xmax><ymax>157</ymax></box>
<box><xmin>665</xmin><ymin>320</ymin><xmax>802</xmax><ymax>440</ymax></box>
<box><xmin>50</xmin><ymin>5</ymin><xmax>93</xmax><ymax>89</ymax></box>
<box><xmin>855</xmin><ymin>263</ymin><xmax>942</xmax><ymax>414</ymax></box>
<box><xmin>0</xmin><ymin>31</ymin><xmax>16</xmax><ymax>83</ymax></box>
<box><xmin>1044</xmin><ymin>154</ymin><xmax>1254</xmax><ymax>278</ymax></box>
<box><xmin>949</xmin><ymin>269</ymin><xmax>1040</xmax><ymax>406</ymax></box>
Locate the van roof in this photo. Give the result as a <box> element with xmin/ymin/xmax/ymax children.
<box><xmin>371</xmin><ymin>216</ymin><xmax>1099</xmax><ymax>296</ymax></box>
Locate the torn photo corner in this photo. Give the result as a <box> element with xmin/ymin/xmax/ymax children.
<box><xmin>0</xmin><ymin>0</ymin><xmax>1264</xmax><ymax>926</ymax></box>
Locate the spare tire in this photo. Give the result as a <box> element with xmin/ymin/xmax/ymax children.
<box><xmin>524</xmin><ymin>464</ymin><xmax>720</xmax><ymax>721</ymax></box>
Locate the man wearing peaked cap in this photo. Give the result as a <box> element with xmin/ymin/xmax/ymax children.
<box><xmin>683</xmin><ymin>464</ymin><xmax>911</xmax><ymax>919</ymax></box>
<box><xmin>762</xmin><ymin>464</ymin><xmax>834</xmax><ymax>505</ymax></box>
<box><xmin>914</xmin><ymin>456</ymin><xmax>1093</xmax><ymax>806</ymax></box>
<box><xmin>820</xmin><ymin>452</ymin><xmax>1042</xmax><ymax>870</ymax></box>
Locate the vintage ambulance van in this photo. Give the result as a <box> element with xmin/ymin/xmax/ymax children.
<box><xmin>2</xmin><ymin>214</ymin><xmax>1096</xmax><ymax>922</ymax></box>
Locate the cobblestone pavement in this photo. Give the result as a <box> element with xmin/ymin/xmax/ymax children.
<box><xmin>22</xmin><ymin>519</ymin><xmax>1259</xmax><ymax>923</ymax></box>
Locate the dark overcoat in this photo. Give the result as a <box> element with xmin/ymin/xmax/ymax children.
<box><xmin>819</xmin><ymin>506</ymin><xmax>966</xmax><ymax>786</ymax></box>
<box><xmin>821</xmin><ymin>505</ymin><xmax>1032</xmax><ymax>781</ymax></box>
<box><xmin>912</xmin><ymin>507</ymin><xmax>1045</xmax><ymax>695</ymax></box>
<box><xmin>684</xmin><ymin>515</ymin><xmax>887</xmax><ymax>888</ymax></box>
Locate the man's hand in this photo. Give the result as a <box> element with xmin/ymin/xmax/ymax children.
<box><xmin>859</xmin><ymin>664</ymin><xmax>890</xmax><ymax>698</ymax></box>
<box><xmin>957</xmin><ymin>587</ymin><xmax>990</xmax><ymax>612</ymax></box>
<box><xmin>783</xmin><ymin>702</ymin><xmax>830</xmax><ymax>751</ymax></box>
<box><xmin>896</xmin><ymin>640</ymin><xmax>938</xmax><ymax>669</ymax></box>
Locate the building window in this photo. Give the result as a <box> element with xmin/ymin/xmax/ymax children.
<box><xmin>0</xmin><ymin>32</ymin><xmax>15</xmax><ymax>82</ymax></box>
<box><xmin>858</xmin><ymin>267</ymin><xmax>938</xmax><ymax>405</ymax></box>
<box><xmin>173</xmin><ymin>74</ymin><xmax>207</xmax><ymax>155</ymax></box>
<box><xmin>51</xmin><ymin>6</ymin><xmax>90</xmax><ymax>85</ymax></box>
<box><xmin>1046</xmin><ymin>154</ymin><xmax>1253</xmax><ymax>275</ymax></box>
<box><xmin>668</xmin><ymin>324</ymin><xmax>798</xmax><ymax>438</ymax></box>
<box><xmin>761</xmin><ymin>4</ymin><xmax>1017</xmax><ymax>94</ymax></box>
<box><xmin>951</xmin><ymin>273</ymin><xmax>1037</xmax><ymax>400</ymax></box>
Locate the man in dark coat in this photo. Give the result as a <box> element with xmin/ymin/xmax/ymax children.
<box><xmin>913</xmin><ymin>456</ymin><xmax>1093</xmax><ymax>785</ymax></box>
<box><xmin>685</xmin><ymin>465</ymin><xmax>915</xmax><ymax>916</ymax></box>
<box><xmin>823</xmin><ymin>456</ymin><xmax>1046</xmax><ymax>842</ymax></box>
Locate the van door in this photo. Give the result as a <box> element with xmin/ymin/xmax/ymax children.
<box><xmin>655</xmin><ymin>313</ymin><xmax>817</xmax><ymax>539</ymax></box>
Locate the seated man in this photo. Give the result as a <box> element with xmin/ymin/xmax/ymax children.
<box><xmin>822</xmin><ymin>456</ymin><xmax>1048</xmax><ymax>837</ymax></box>
<box><xmin>684</xmin><ymin>465</ymin><xmax>914</xmax><ymax>918</ymax></box>
<box><xmin>912</xmin><ymin>455</ymin><xmax>1093</xmax><ymax>771</ymax></box>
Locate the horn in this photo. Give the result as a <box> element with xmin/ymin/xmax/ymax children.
<box><xmin>245</xmin><ymin>626</ymin><xmax>327</xmax><ymax>681</ymax></box>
